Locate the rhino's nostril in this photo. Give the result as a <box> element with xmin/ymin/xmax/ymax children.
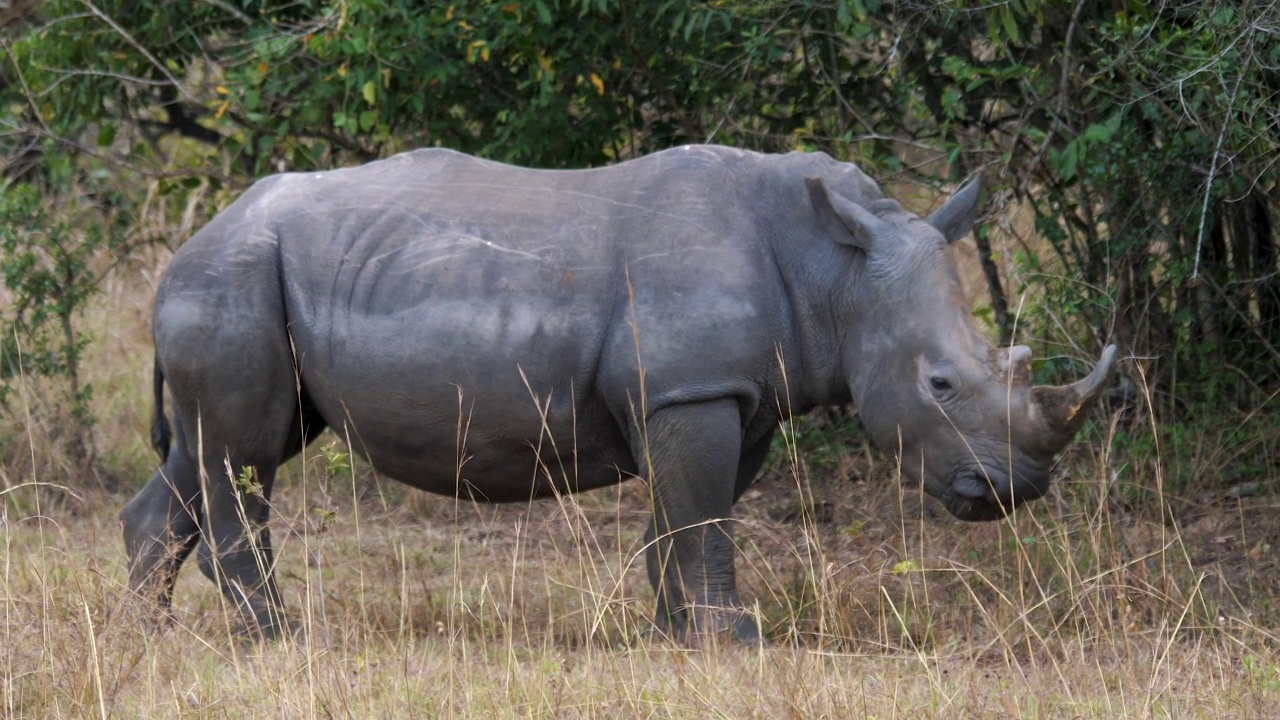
<box><xmin>953</xmin><ymin>471</ymin><xmax>994</xmax><ymax>500</ymax></box>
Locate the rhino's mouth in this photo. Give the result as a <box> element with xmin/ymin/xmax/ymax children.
<box><xmin>937</xmin><ymin>467</ymin><xmax>1048</xmax><ymax>523</ymax></box>
<box><xmin>941</xmin><ymin>494</ymin><xmax>1008</xmax><ymax>522</ymax></box>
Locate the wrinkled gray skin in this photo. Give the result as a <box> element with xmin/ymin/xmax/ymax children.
<box><xmin>121</xmin><ymin>146</ymin><xmax>1115</xmax><ymax>642</ymax></box>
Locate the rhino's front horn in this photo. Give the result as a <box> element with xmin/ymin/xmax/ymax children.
<box><xmin>1029</xmin><ymin>345</ymin><xmax>1118</xmax><ymax>451</ymax></box>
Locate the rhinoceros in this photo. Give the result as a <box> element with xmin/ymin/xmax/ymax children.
<box><xmin>121</xmin><ymin>145</ymin><xmax>1115</xmax><ymax>641</ymax></box>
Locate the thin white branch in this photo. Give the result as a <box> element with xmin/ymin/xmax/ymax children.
<box><xmin>1191</xmin><ymin>29</ymin><xmax>1255</xmax><ymax>281</ymax></box>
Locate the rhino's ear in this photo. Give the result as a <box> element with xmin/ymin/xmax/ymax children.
<box><xmin>806</xmin><ymin>177</ymin><xmax>889</xmax><ymax>251</ymax></box>
<box><xmin>927</xmin><ymin>172</ymin><xmax>984</xmax><ymax>244</ymax></box>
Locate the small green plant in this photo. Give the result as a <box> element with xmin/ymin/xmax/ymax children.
<box><xmin>767</xmin><ymin>407</ymin><xmax>868</xmax><ymax>480</ymax></box>
<box><xmin>233</xmin><ymin>464</ymin><xmax>263</xmax><ymax>498</ymax></box>
<box><xmin>320</xmin><ymin>440</ymin><xmax>351</xmax><ymax>478</ymax></box>
<box><xmin>1243</xmin><ymin>653</ymin><xmax>1280</xmax><ymax>692</ymax></box>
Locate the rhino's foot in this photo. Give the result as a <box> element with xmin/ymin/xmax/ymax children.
<box><xmin>122</xmin><ymin>548</ymin><xmax>195</xmax><ymax>636</ymax></box>
<box><xmin>653</xmin><ymin>604</ymin><xmax>762</xmax><ymax>646</ymax></box>
<box><xmin>225</xmin><ymin>605</ymin><xmax>299</xmax><ymax>643</ymax></box>
<box><xmin>121</xmin><ymin>591</ymin><xmax>182</xmax><ymax>637</ymax></box>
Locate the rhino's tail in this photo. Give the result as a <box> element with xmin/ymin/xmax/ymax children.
<box><xmin>150</xmin><ymin>357</ymin><xmax>171</xmax><ymax>462</ymax></box>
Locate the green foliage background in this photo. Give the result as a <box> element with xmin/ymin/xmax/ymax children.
<box><xmin>0</xmin><ymin>0</ymin><xmax>1276</xmax><ymax>492</ymax></box>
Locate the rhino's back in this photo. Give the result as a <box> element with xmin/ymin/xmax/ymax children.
<box><xmin>271</xmin><ymin>147</ymin><xmax>766</xmax><ymax>372</ymax></box>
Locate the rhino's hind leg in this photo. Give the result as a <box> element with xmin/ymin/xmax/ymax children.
<box><xmin>177</xmin><ymin>371</ymin><xmax>299</xmax><ymax>639</ymax></box>
<box><xmin>635</xmin><ymin>398</ymin><xmax>760</xmax><ymax>643</ymax></box>
<box><xmin>148</xmin><ymin>283</ymin><xmax>307</xmax><ymax>639</ymax></box>
<box><xmin>122</xmin><ymin>403</ymin><xmax>322</xmax><ymax>638</ymax></box>
<box><xmin>195</xmin><ymin>461</ymin><xmax>288</xmax><ymax>639</ymax></box>
<box><xmin>120</xmin><ymin>414</ymin><xmax>202</xmax><ymax>619</ymax></box>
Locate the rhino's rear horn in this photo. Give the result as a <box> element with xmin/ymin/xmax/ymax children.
<box><xmin>999</xmin><ymin>345</ymin><xmax>1033</xmax><ymax>384</ymax></box>
<box><xmin>1029</xmin><ymin>344</ymin><xmax>1118</xmax><ymax>450</ymax></box>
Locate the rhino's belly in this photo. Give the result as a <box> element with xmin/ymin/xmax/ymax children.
<box><xmin>357</xmin><ymin>433</ymin><xmax>640</xmax><ymax>502</ymax></box>
<box><xmin>344</xmin><ymin>410</ymin><xmax>639</xmax><ymax>501</ymax></box>
<box><xmin>300</xmin><ymin>354</ymin><xmax>638</xmax><ymax>501</ymax></box>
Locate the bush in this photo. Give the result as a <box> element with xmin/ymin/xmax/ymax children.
<box><xmin>0</xmin><ymin>165</ymin><xmax>126</xmax><ymax>478</ymax></box>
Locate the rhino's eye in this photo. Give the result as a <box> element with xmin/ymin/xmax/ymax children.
<box><xmin>929</xmin><ymin>377</ymin><xmax>954</xmax><ymax>393</ymax></box>
<box><xmin>921</xmin><ymin>362</ymin><xmax>960</xmax><ymax>400</ymax></box>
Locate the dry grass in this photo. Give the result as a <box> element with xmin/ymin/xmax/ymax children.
<box><xmin>4</xmin><ymin>447</ymin><xmax>1280</xmax><ymax>718</ymax></box>
<box><xmin>3</xmin><ymin>225</ymin><xmax>1280</xmax><ymax>719</ymax></box>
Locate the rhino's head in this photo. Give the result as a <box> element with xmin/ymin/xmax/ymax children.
<box><xmin>807</xmin><ymin>175</ymin><xmax>1116</xmax><ymax>521</ymax></box>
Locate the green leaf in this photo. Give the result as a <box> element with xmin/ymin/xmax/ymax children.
<box><xmin>1081</xmin><ymin>112</ymin><xmax>1123</xmax><ymax>144</ymax></box>
<box><xmin>1001</xmin><ymin>7</ymin><xmax>1020</xmax><ymax>43</ymax></box>
<box><xmin>1104</xmin><ymin>110</ymin><xmax>1123</xmax><ymax>135</ymax></box>
<box><xmin>362</xmin><ymin>80</ymin><xmax>377</xmax><ymax>106</ymax></box>
<box><xmin>1059</xmin><ymin>140</ymin><xmax>1078</xmax><ymax>182</ymax></box>
<box><xmin>836</xmin><ymin>0</ymin><xmax>852</xmax><ymax>28</ymax></box>
<box><xmin>892</xmin><ymin>560</ymin><xmax>919</xmax><ymax>575</ymax></box>
<box><xmin>95</xmin><ymin>123</ymin><xmax>115</xmax><ymax>147</ymax></box>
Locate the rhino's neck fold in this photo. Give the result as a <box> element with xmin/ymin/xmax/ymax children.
<box><xmin>766</xmin><ymin>232</ymin><xmax>865</xmax><ymax>415</ymax></box>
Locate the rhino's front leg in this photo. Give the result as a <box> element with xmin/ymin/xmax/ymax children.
<box><xmin>635</xmin><ymin>398</ymin><xmax>759</xmax><ymax>643</ymax></box>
